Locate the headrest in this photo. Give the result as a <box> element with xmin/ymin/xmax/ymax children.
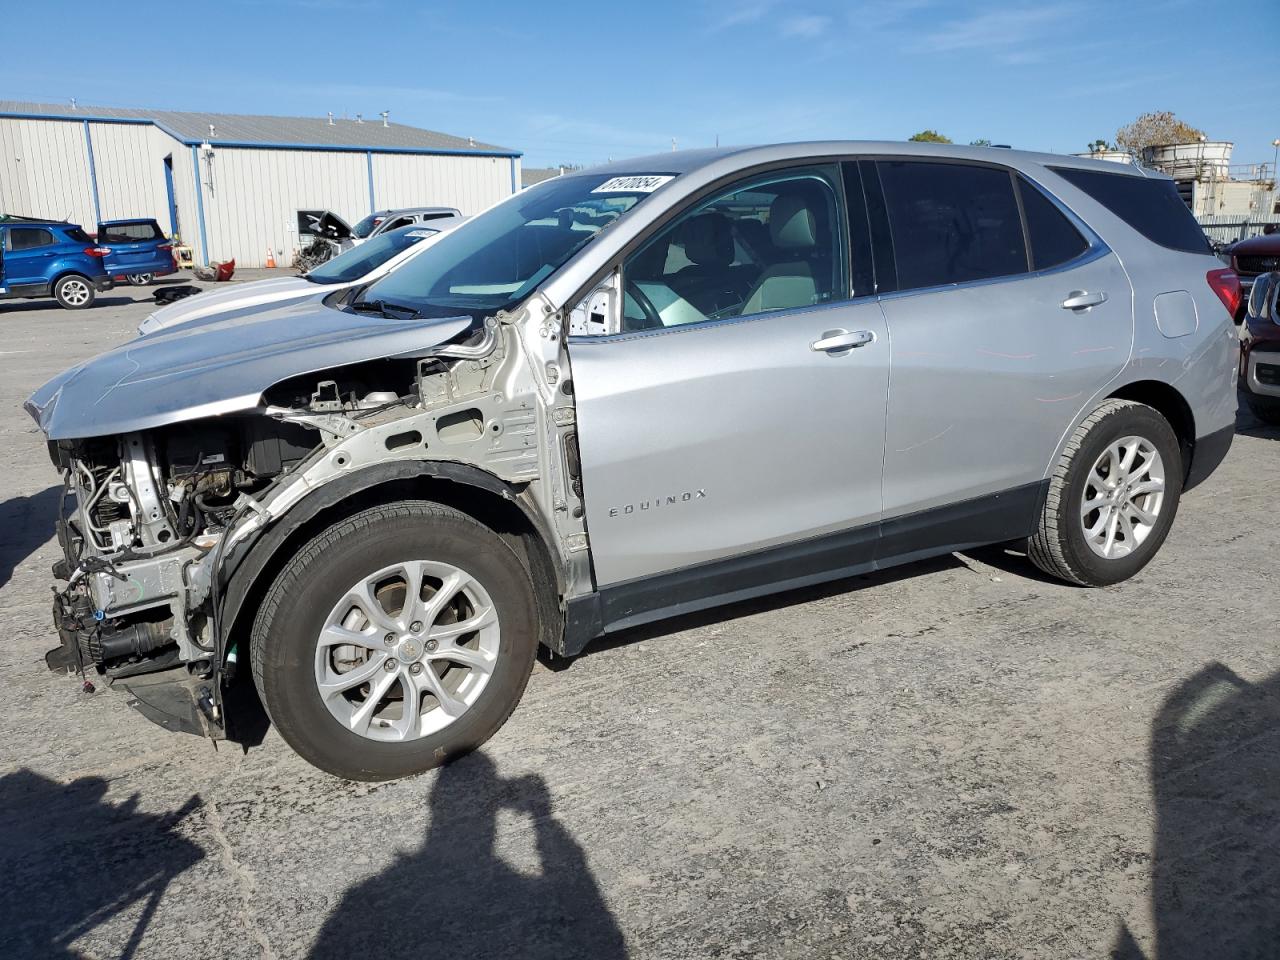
<box><xmin>770</xmin><ymin>195</ymin><xmax>817</xmax><ymax>249</ymax></box>
<box><xmin>681</xmin><ymin>213</ymin><xmax>734</xmax><ymax>266</ymax></box>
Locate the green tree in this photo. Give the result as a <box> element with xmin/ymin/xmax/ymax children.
<box><xmin>908</xmin><ymin>129</ymin><xmax>952</xmax><ymax>143</ymax></box>
<box><xmin>1086</xmin><ymin>139</ymin><xmax>1114</xmax><ymax>153</ymax></box>
<box><xmin>1115</xmin><ymin>112</ymin><xmax>1205</xmax><ymax>153</ymax></box>
<box><xmin>969</xmin><ymin>138</ymin><xmax>993</xmax><ymax>147</ymax></box>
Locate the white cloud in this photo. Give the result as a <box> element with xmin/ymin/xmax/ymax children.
<box><xmin>782</xmin><ymin>14</ymin><xmax>833</xmax><ymax>37</ymax></box>
<box><xmin>911</xmin><ymin>4</ymin><xmax>1077</xmax><ymax>54</ymax></box>
<box><xmin>706</xmin><ymin>1</ymin><xmax>774</xmax><ymax>31</ymax></box>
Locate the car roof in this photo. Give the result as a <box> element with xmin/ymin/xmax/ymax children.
<box><xmin>377</xmin><ymin>206</ymin><xmax>461</xmax><ymax>216</ymax></box>
<box><xmin>579</xmin><ymin>140</ymin><xmax>1168</xmax><ymax>181</ymax></box>
<box><xmin>99</xmin><ymin>217</ymin><xmax>160</xmax><ymax>225</ymax></box>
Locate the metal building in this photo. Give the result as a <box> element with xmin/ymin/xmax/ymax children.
<box><xmin>0</xmin><ymin>101</ymin><xmax>521</xmax><ymax>267</ymax></box>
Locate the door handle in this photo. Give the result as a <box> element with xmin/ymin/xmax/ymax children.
<box><xmin>1061</xmin><ymin>290</ymin><xmax>1107</xmax><ymax>311</ymax></box>
<box><xmin>811</xmin><ymin>329</ymin><xmax>876</xmax><ymax>353</ymax></box>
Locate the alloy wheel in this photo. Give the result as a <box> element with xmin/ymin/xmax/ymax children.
<box><xmin>1080</xmin><ymin>435</ymin><xmax>1166</xmax><ymax>560</ymax></box>
<box><xmin>313</xmin><ymin>560</ymin><xmax>500</xmax><ymax>742</ymax></box>
<box><xmin>61</xmin><ymin>279</ymin><xmax>91</xmax><ymax>306</ymax></box>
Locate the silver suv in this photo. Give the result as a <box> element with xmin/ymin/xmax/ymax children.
<box><xmin>26</xmin><ymin>142</ymin><xmax>1239</xmax><ymax>780</ymax></box>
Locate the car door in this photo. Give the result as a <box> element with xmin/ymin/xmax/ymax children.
<box><xmin>868</xmin><ymin>159</ymin><xmax>1132</xmax><ymax>525</ymax></box>
<box><xmin>3</xmin><ymin>226</ymin><xmax>57</xmax><ymax>289</ymax></box>
<box><xmin>569</xmin><ymin>164</ymin><xmax>890</xmax><ymax>590</ymax></box>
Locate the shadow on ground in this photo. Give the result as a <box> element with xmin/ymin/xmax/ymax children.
<box><xmin>0</xmin><ymin>770</ymin><xmax>203</xmax><ymax>959</ymax></box>
<box><xmin>1114</xmin><ymin>664</ymin><xmax>1280</xmax><ymax>959</ymax></box>
<box><xmin>1235</xmin><ymin>401</ymin><xmax>1280</xmax><ymax>440</ymax></box>
<box><xmin>0</xmin><ymin>296</ymin><xmax>142</xmax><ymax>313</ymax></box>
<box><xmin>309</xmin><ymin>752</ymin><xmax>627</xmax><ymax>959</ymax></box>
<box><xmin>0</xmin><ymin>485</ymin><xmax>61</xmax><ymax>589</ymax></box>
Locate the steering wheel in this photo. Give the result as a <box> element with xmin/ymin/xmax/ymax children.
<box><xmin>624</xmin><ymin>279</ymin><xmax>664</xmax><ymax>330</ymax></box>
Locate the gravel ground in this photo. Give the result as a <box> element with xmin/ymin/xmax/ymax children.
<box><xmin>1</xmin><ymin>276</ymin><xmax>1277</xmax><ymax>960</ymax></box>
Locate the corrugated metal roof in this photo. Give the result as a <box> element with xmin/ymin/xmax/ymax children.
<box><xmin>0</xmin><ymin>101</ymin><xmax>519</xmax><ymax>156</ymax></box>
<box><xmin>521</xmin><ymin>166</ymin><xmax>567</xmax><ymax>187</ymax></box>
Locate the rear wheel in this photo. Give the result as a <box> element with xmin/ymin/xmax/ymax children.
<box><xmin>127</xmin><ymin>273</ymin><xmax>154</xmax><ymax>286</ymax></box>
<box><xmin>250</xmin><ymin>501</ymin><xmax>539</xmax><ymax>781</ymax></box>
<box><xmin>53</xmin><ymin>274</ymin><xmax>95</xmax><ymax>309</ymax></box>
<box><xmin>1028</xmin><ymin>399</ymin><xmax>1182</xmax><ymax>586</ymax></box>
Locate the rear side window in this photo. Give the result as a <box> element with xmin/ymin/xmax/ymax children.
<box><xmin>101</xmin><ymin>221</ymin><xmax>163</xmax><ymax>243</ymax></box>
<box><xmin>1050</xmin><ymin>167</ymin><xmax>1209</xmax><ymax>254</ymax></box>
<box><xmin>877</xmin><ymin>160</ymin><xmax>1027</xmax><ymax>290</ymax></box>
<box><xmin>8</xmin><ymin>227</ymin><xmax>54</xmax><ymax>250</ymax></box>
<box><xmin>64</xmin><ymin>227</ymin><xmax>92</xmax><ymax>243</ymax></box>
<box><xmin>1017</xmin><ymin>176</ymin><xmax>1090</xmax><ymax>270</ymax></box>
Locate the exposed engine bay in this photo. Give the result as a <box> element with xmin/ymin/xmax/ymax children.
<box><xmin>43</xmin><ymin>303</ymin><xmax>588</xmax><ymax>736</ymax></box>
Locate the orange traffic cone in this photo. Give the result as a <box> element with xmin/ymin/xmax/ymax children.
<box><xmin>265</xmin><ymin>247</ymin><xmax>277</xmax><ymax>269</ymax></box>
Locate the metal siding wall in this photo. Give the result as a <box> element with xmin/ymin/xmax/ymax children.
<box><xmin>88</xmin><ymin>122</ymin><xmax>173</xmax><ymax>223</ymax></box>
<box><xmin>0</xmin><ymin>118</ymin><xmax>96</xmax><ymax>225</ymax></box>
<box><xmin>0</xmin><ymin>115</ymin><xmax>520</xmax><ymax>267</ymax></box>
<box><xmin>200</xmin><ymin>148</ymin><xmax>368</xmax><ymax>267</ymax></box>
<box><xmin>0</xmin><ymin>119</ymin><xmax>33</xmax><ymax>214</ymax></box>
<box><xmin>371</xmin><ymin>153</ymin><xmax>512</xmax><ymax>215</ymax></box>
<box><xmin>170</xmin><ymin>140</ymin><xmax>201</xmax><ymax>253</ymax></box>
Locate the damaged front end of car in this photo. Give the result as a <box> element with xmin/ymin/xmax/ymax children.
<box><xmin>26</xmin><ymin>294</ymin><xmax>590</xmax><ymax>740</ymax></box>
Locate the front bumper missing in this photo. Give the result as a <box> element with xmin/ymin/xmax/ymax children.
<box><xmin>48</xmin><ymin>570</ymin><xmax>226</xmax><ymax>741</ymax></box>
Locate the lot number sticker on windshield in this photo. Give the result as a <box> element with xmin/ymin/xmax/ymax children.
<box><xmin>592</xmin><ymin>175</ymin><xmax>675</xmax><ymax>194</ymax></box>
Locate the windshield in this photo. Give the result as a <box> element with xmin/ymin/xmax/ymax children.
<box><xmin>352</xmin><ymin>212</ymin><xmax>386</xmax><ymax>239</ymax></box>
<box><xmin>359</xmin><ymin>173</ymin><xmax>672</xmax><ymax>319</ymax></box>
<box><xmin>306</xmin><ymin>226</ymin><xmax>437</xmax><ymax>285</ymax></box>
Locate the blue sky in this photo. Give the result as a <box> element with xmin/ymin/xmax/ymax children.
<box><xmin>4</xmin><ymin>0</ymin><xmax>1278</xmax><ymax>169</ymax></box>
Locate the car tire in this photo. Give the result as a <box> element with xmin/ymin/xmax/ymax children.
<box><xmin>127</xmin><ymin>274</ymin><xmax>154</xmax><ymax>286</ymax></box>
<box><xmin>53</xmin><ymin>274</ymin><xmax>95</xmax><ymax>309</ymax></box>
<box><xmin>1028</xmin><ymin>399</ymin><xmax>1182</xmax><ymax>587</ymax></box>
<box><xmin>250</xmin><ymin>500</ymin><xmax>539</xmax><ymax>781</ymax></box>
<box><xmin>1245</xmin><ymin>398</ymin><xmax>1280</xmax><ymax>426</ymax></box>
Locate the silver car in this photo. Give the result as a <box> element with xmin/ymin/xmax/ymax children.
<box><xmin>26</xmin><ymin>142</ymin><xmax>1239</xmax><ymax>780</ymax></box>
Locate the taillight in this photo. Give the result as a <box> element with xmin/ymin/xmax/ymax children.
<box><xmin>157</xmin><ymin>243</ymin><xmax>172</xmax><ymax>250</ymax></box>
<box><xmin>1206</xmin><ymin>268</ymin><xmax>1241</xmax><ymax>317</ymax></box>
<box><xmin>83</xmin><ymin>246</ymin><xmax>111</xmax><ymax>258</ymax></box>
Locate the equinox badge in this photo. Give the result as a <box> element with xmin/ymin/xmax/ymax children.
<box><xmin>608</xmin><ymin>489</ymin><xmax>707</xmax><ymax>518</ymax></box>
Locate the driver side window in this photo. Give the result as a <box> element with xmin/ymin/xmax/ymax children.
<box><xmin>621</xmin><ymin>167</ymin><xmax>846</xmax><ymax>332</ymax></box>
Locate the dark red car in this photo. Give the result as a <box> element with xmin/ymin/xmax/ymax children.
<box><xmin>1231</xmin><ymin>230</ymin><xmax>1280</xmax><ymax>293</ymax></box>
<box><xmin>1239</xmin><ymin>270</ymin><xmax>1280</xmax><ymax>425</ymax></box>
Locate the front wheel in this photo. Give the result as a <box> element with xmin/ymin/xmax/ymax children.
<box><xmin>1028</xmin><ymin>399</ymin><xmax>1182</xmax><ymax>586</ymax></box>
<box><xmin>127</xmin><ymin>273</ymin><xmax>154</xmax><ymax>286</ymax></box>
<box><xmin>53</xmin><ymin>274</ymin><xmax>95</xmax><ymax>309</ymax></box>
<box><xmin>250</xmin><ymin>501</ymin><xmax>539</xmax><ymax>781</ymax></box>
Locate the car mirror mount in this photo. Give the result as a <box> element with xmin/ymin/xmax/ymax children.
<box><xmin>567</xmin><ymin>270</ymin><xmax>620</xmax><ymax>337</ymax></box>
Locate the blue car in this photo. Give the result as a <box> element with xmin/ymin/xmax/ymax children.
<box><xmin>97</xmin><ymin>218</ymin><xmax>177</xmax><ymax>286</ymax></box>
<box><xmin>0</xmin><ymin>217</ymin><xmax>113</xmax><ymax>309</ymax></box>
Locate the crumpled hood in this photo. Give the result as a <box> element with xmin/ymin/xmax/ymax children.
<box><xmin>139</xmin><ymin>275</ymin><xmax>318</xmax><ymax>334</ymax></box>
<box><xmin>26</xmin><ymin>298</ymin><xmax>473</xmax><ymax>440</ymax></box>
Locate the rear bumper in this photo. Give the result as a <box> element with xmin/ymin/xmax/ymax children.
<box><xmin>92</xmin><ymin>276</ymin><xmax>115</xmax><ymax>292</ymax></box>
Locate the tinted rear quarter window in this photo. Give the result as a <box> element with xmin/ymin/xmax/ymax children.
<box><xmin>1051</xmin><ymin>167</ymin><xmax>1209</xmax><ymax>254</ymax></box>
<box><xmin>877</xmin><ymin>160</ymin><xmax>1027</xmax><ymax>290</ymax></box>
<box><xmin>1017</xmin><ymin>176</ymin><xmax>1090</xmax><ymax>270</ymax></box>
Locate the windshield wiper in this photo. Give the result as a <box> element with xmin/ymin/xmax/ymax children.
<box><xmin>349</xmin><ymin>298</ymin><xmax>420</xmax><ymax>320</ymax></box>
